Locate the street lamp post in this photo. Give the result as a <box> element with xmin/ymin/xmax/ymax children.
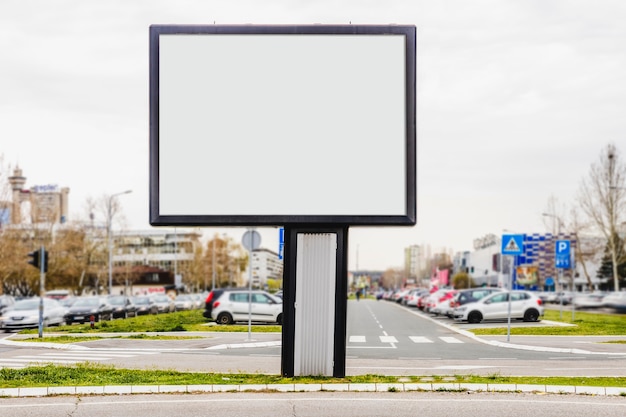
<box><xmin>108</xmin><ymin>190</ymin><xmax>132</xmax><ymax>295</ymax></box>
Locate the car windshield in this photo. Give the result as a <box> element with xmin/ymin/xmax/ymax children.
<box><xmin>134</xmin><ymin>297</ymin><xmax>149</xmax><ymax>305</ymax></box>
<box><xmin>12</xmin><ymin>299</ymin><xmax>40</xmax><ymax>310</ymax></box>
<box><xmin>108</xmin><ymin>296</ymin><xmax>125</xmax><ymax>305</ymax></box>
<box><xmin>73</xmin><ymin>298</ymin><xmax>98</xmax><ymax>307</ymax></box>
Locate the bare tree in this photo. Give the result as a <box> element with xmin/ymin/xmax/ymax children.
<box><xmin>578</xmin><ymin>143</ymin><xmax>626</xmax><ymax>291</ymax></box>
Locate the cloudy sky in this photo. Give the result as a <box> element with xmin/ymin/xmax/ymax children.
<box><xmin>1</xmin><ymin>0</ymin><xmax>625</xmax><ymax>271</ymax></box>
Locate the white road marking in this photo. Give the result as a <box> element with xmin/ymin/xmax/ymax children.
<box><xmin>379</xmin><ymin>336</ymin><xmax>398</xmax><ymax>343</ymax></box>
<box><xmin>349</xmin><ymin>336</ymin><xmax>366</xmax><ymax>343</ymax></box>
<box><xmin>440</xmin><ymin>337</ymin><xmax>463</xmax><ymax>344</ymax></box>
<box><xmin>409</xmin><ymin>336</ymin><xmax>434</xmax><ymax>343</ymax></box>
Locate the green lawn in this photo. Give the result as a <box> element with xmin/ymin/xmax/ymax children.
<box><xmin>6</xmin><ymin>306</ymin><xmax>625</xmax><ymax>390</ymax></box>
<box><xmin>471</xmin><ymin>309</ymin><xmax>626</xmax><ymax>336</ymax></box>
<box><xmin>0</xmin><ymin>363</ymin><xmax>625</xmax><ymax>389</ymax></box>
<box><xmin>19</xmin><ymin>309</ymin><xmax>281</xmax><ymax>335</ymax></box>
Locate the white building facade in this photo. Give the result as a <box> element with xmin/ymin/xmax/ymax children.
<box><xmin>249</xmin><ymin>248</ymin><xmax>283</xmax><ymax>289</ymax></box>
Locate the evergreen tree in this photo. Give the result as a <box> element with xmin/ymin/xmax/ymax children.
<box><xmin>596</xmin><ymin>232</ymin><xmax>626</xmax><ymax>290</ymax></box>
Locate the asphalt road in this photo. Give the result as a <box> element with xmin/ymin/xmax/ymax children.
<box><xmin>1</xmin><ymin>299</ymin><xmax>625</xmax><ymax>377</ymax></box>
<box><xmin>2</xmin><ymin>392</ymin><xmax>626</xmax><ymax>417</ymax></box>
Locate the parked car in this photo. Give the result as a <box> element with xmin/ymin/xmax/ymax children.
<box><xmin>406</xmin><ymin>289</ymin><xmax>428</xmax><ymax>307</ymax></box>
<box><xmin>210</xmin><ymin>289</ymin><xmax>283</xmax><ymax>325</ymax></box>
<box><xmin>0</xmin><ymin>297</ymin><xmax>67</xmax><ymax>331</ymax></box>
<box><xmin>203</xmin><ymin>288</ymin><xmax>228</xmax><ymax>319</ymax></box>
<box><xmin>448</xmin><ymin>287</ymin><xmax>504</xmax><ymax>318</ymax></box>
<box><xmin>44</xmin><ymin>289</ymin><xmax>71</xmax><ymax>300</ymax></box>
<box><xmin>393</xmin><ymin>289</ymin><xmax>412</xmax><ymax>304</ymax></box>
<box><xmin>64</xmin><ymin>296</ymin><xmax>114</xmax><ymax>324</ymax></box>
<box><xmin>430</xmin><ymin>290</ymin><xmax>458</xmax><ymax>316</ymax></box>
<box><xmin>423</xmin><ymin>289</ymin><xmax>455</xmax><ymax>313</ymax></box>
<box><xmin>537</xmin><ymin>291</ymin><xmax>558</xmax><ymax>304</ymax></box>
<box><xmin>554</xmin><ymin>291</ymin><xmax>575</xmax><ymax>305</ymax></box>
<box><xmin>573</xmin><ymin>293</ymin><xmax>606</xmax><ymax>309</ymax></box>
<box><xmin>0</xmin><ymin>295</ymin><xmax>16</xmax><ymax>315</ymax></box>
<box><xmin>174</xmin><ymin>294</ymin><xmax>194</xmax><ymax>311</ymax></box>
<box><xmin>132</xmin><ymin>296</ymin><xmax>158</xmax><ymax>315</ymax></box>
<box><xmin>59</xmin><ymin>296</ymin><xmax>78</xmax><ymax>308</ymax></box>
<box><xmin>602</xmin><ymin>291</ymin><xmax>626</xmax><ymax>313</ymax></box>
<box><xmin>150</xmin><ymin>294</ymin><xmax>175</xmax><ymax>314</ymax></box>
<box><xmin>189</xmin><ymin>293</ymin><xmax>204</xmax><ymax>309</ymax></box>
<box><xmin>453</xmin><ymin>290</ymin><xmax>544</xmax><ymax>324</ymax></box>
<box><xmin>107</xmin><ymin>295</ymin><xmax>138</xmax><ymax>319</ymax></box>
<box><xmin>416</xmin><ymin>291</ymin><xmax>431</xmax><ymax>310</ymax></box>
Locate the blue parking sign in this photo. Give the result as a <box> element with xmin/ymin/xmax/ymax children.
<box><xmin>555</xmin><ymin>240</ymin><xmax>571</xmax><ymax>269</ymax></box>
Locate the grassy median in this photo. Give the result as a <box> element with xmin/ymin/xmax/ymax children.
<box><xmin>4</xmin><ymin>307</ymin><xmax>624</xmax><ymax>390</ymax></box>
<box><xmin>0</xmin><ymin>363</ymin><xmax>625</xmax><ymax>389</ymax></box>
<box><xmin>471</xmin><ymin>309</ymin><xmax>626</xmax><ymax>336</ymax></box>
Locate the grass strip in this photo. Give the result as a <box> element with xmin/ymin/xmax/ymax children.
<box><xmin>471</xmin><ymin>309</ymin><xmax>626</xmax><ymax>336</ymax></box>
<box><xmin>19</xmin><ymin>310</ymin><xmax>281</xmax><ymax>334</ymax></box>
<box><xmin>0</xmin><ymin>364</ymin><xmax>625</xmax><ymax>389</ymax></box>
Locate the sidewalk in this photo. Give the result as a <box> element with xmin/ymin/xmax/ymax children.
<box><xmin>1</xmin><ymin>380</ymin><xmax>625</xmax><ymax>398</ymax></box>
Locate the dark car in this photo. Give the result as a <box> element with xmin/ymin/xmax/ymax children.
<box><xmin>107</xmin><ymin>295</ymin><xmax>138</xmax><ymax>319</ymax></box>
<box><xmin>202</xmin><ymin>288</ymin><xmax>228</xmax><ymax>319</ymax></box>
<box><xmin>132</xmin><ymin>296</ymin><xmax>158</xmax><ymax>315</ymax></box>
<box><xmin>64</xmin><ymin>296</ymin><xmax>114</xmax><ymax>324</ymax></box>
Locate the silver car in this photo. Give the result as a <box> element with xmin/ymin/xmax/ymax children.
<box><xmin>210</xmin><ymin>289</ymin><xmax>282</xmax><ymax>325</ymax></box>
<box><xmin>0</xmin><ymin>298</ymin><xmax>67</xmax><ymax>331</ymax></box>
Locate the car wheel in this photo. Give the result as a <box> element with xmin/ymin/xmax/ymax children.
<box><xmin>523</xmin><ymin>309</ymin><xmax>540</xmax><ymax>322</ymax></box>
<box><xmin>276</xmin><ymin>313</ymin><xmax>283</xmax><ymax>325</ymax></box>
<box><xmin>216</xmin><ymin>312</ymin><xmax>233</xmax><ymax>325</ymax></box>
<box><xmin>467</xmin><ymin>311</ymin><xmax>482</xmax><ymax>324</ymax></box>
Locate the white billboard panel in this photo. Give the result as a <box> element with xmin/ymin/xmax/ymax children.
<box><xmin>150</xmin><ymin>25</ymin><xmax>416</xmax><ymax>226</ymax></box>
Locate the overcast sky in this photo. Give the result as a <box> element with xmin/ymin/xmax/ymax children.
<box><xmin>1</xmin><ymin>0</ymin><xmax>625</xmax><ymax>271</ymax></box>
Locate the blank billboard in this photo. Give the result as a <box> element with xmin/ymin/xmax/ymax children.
<box><xmin>150</xmin><ymin>24</ymin><xmax>416</xmax><ymax>226</ymax></box>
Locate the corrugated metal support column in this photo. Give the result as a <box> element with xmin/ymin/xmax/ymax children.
<box><xmin>294</xmin><ymin>233</ymin><xmax>336</xmax><ymax>376</ymax></box>
<box><xmin>281</xmin><ymin>227</ymin><xmax>348</xmax><ymax>377</ymax></box>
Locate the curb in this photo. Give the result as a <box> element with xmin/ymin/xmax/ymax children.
<box><xmin>1</xmin><ymin>382</ymin><xmax>624</xmax><ymax>397</ymax></box>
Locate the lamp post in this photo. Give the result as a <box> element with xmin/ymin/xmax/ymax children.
<box><xmin>108</xmin><ymin>190</ymin><xmax>132</xmax><ymax>295</ymax></box>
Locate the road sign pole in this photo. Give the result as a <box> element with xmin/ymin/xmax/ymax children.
<box><xmin>501</xmin><ymin>234</ymin><xmax>523</xmax><ymax>343</ymax></box>
<box><xmin>507</xmin><ymin>255</ymin><xmax>513</xmax><ymax>342</ymax></box>
<box><xmin>555</xmin><ymin>240</ymin><xmax>571</xmax><ymax>321</ymax></box>
<box><xmin>38</xmin><ymin>246</ymin><xmax>45</xmax><ymax>339</ymax></box>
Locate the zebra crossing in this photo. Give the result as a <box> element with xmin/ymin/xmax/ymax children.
<box><xmin>348</xmin><ymin>335</ymin><xmax>464</xmax><ymax>347</ymax></box>
<box><xmin>0</xmin><ymin>349</ymin><xmax>159</xmax><ymax>369</ymax></box>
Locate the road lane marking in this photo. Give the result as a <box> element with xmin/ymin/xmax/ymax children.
<box><xmin>380</xmin><ymin>336</ymin><xmax>398</xmax><ymax>343</ymax></box>
<box><xmin>349</xmin><ymin>336</ymin><xmax>366</xmax><ymax>343</ymax></box>
<box><xmin>409</xmin><ymin>336</ymin><xmax>434</xmax><ymax>343</ymax></box>
<box><xmin>440</xmin><ymin>337</ymin><xmax>463</xmax><ymax>344</ymax></box>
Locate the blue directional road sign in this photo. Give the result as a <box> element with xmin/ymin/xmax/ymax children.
<box><xmin>278</xmin><ymin>227</ymin><xmax>285</xmax><ymax>260</ymax></box>
<box><xmin>501</xmin><ymin>234</ymin><xmax>524</xmax><ymax>255</ymax></box>
<box><xmin>555</xmin><ymin>239</ymin><xmax>571</xmax><ymax>269</ymax></box>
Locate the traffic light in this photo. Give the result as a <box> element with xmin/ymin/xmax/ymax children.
<box><xmin>42</xmin><ymin>250</ymin><xmax>48</xmax><ymax>273</ymax></box>
<box><xmin>27</xmin><ymin>249</ymin><xmax>40</xmax><ymax>270</ymax></box>
<box><xmin>27</xmin><ymin>248</ymin><xmax>48</xmax><ymax>273</ymax></box>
